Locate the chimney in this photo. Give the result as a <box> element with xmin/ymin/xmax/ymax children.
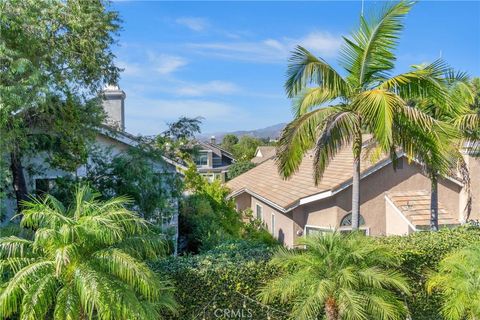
<box><xmin>210</xmin><ymin>136</ymin><xmax>216</xmax><ymax>144</ymax></box>
<box><xmin>102</xmin><ymin>85</ymin><xmax>126</xmax><ymax>131</ymax></box>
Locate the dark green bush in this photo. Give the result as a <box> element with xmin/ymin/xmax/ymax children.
<box><xmin>152</xmin><ymin>240</ymin><xmax>290</xmax><ymax>320</ymax></box>
<box><xmin>377</xmin><ymin>227</ymin><xmax>480</xmax><ymax>320</ymax></box>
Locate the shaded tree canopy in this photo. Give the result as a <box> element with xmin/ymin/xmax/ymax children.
<box><xmin>0</xmin><ymin>0</ymin><xmax>121</xmax><ymax>209</ymax></box>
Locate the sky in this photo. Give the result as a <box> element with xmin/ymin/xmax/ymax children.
<box><xmin>111</xmin><ymin>1</ymin><xmax>480</xmax><ymax>136</ymax></box>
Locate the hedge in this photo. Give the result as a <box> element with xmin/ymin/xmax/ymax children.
<box><xmin>151</xmin><ymin>240</ymin><xmax>290</xmax><ymax>319</ymax></box>
<box><xmin>377</xmin><ymin>226</ymin><xmax>480</xmax><ymax>320</ymax></box>
<box><xmin>153</xmin><ymin>227</ymin><xmax>480</xmax><ymax>320</ymax></box>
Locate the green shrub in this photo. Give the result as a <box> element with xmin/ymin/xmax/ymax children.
<box><xmin>180</xmin><ymin>167</ymin><xmax>278</xmax><ymax>253</ymax></box>
<box><xmin>377</xmin><ymin>227</ymin><xmax>480</xmax><ymax>320</ymax></box>
<box><xmin>152</xmin><ymin>240</ymin><xmax>290</xmax><ymax>319</ymax></box>
<box><xmin>227</xmin><ymin>160</ymin><xmax>255</xmax><ymax>180</ymax></box>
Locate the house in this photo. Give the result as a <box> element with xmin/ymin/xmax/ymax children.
<box><xmin>251</xmin><ymin>146</ymin><xmax>276</xmax><ymax>165</ymax></box>
<box><xmin>2</xmin><ymin>86</ymin><xmax>183</xmax><ymax>252</ymax></box>
<box><xmin>227</xmin><ymin>142</ymin><xmax>480</xmax><ymax>247</ymax></box>
<box><xmin>193</xmin><ymin>136</ymin><xmax>235</xmax><ymax>182</ymax></box>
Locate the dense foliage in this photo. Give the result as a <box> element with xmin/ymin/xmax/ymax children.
<box><xmin>260</xmin><ymin>233</ymin><xmax>410</xmax><ymax>320</ymax></box>
<box><xmin>427</xmin><ymin>244</ymin><xmax>480</xmax><ymax>320</ymax></box>
<box><xmin>152</xmin><ymin>240</ymin><xmax>289</xmax><ymax>320</ymax></box>
<box><xmin>150</xmin><ymin>227</ymin><xmax>480</xmax><ymax>320</ymax></box>
<box><xmin>221</xmin><ymin>135</ymin><xmax>273</xmax><ymax>161</ymax></box>
<box><xmin>227</xmin><ymin>160</ymin><xmax>256</xmax><ymax>180</ymax></box>
<box><xmin>180</xmin><ymin>166</ymin><xmax>277</xmax><ymax>253</ymax></box>
<box><xmin>50</xmin><ymin>141</ymin><xmax>182</xmax><ymax>225</ymax></box>
<box><xmin>378</xmin><ymin>227</ymin><xmax>480</xmax><ymax>319</ymax></box>
<box><xmin>1</xmin><ymin>0</ymin><xmax>121</xmax><ymax>208</ymax></box>
<box><xmin>0</xmin><ymin>186</ymin><xmax>176</xmax><ymax>319</ymax></box>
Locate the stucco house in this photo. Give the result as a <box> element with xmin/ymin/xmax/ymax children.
<box><xmin>227</xmin><ymin>142</ymin><xmax>480</xmax><ymax>247</ymax></box>
<box><xmin>193</xmin><ymin>137</ymin><xmax>235</xmax><ymax>182</ymax></box>
<box><xmin>2</xmin><ymin>86</ymin><xmax>183</xmax><ymax>251</ymax></box>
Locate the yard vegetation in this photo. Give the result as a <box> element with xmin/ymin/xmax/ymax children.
<box><xmin>1</xmin><ymin>0</ymin><xmax>479</xmax><ymax>319</ymax></box>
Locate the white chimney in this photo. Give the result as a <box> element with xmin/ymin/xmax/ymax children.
<box><xmin>210</xmin><ymin>136</ymin><xmax>216</xmax><ymax>144</ymax></box>
<box><xmin>102</xmin><ymin>85</ymin><xmax>126</xmax><ymax>131</ymax></box>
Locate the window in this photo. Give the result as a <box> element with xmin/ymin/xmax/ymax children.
<box><xmin>256</xmin><ymin>204</ymin><xmax>263</xmax><ymax>220</ymax></box>
<box><xmin>195</xmin><ymin>152</ymin><xmax>208</xmax><ymax>166</ymax></box>
<box><xmin>339</xmin><ymin>212</ymin><xmax>369</xmax><ymax>235</ymax></box>
<box><xmin>340</xmin><ymin>213</ymin><xmax>365</xmax><ymax>227</ymax></box>
<box><xmin>305</xmin><ymin>226</ymin><xmax>333</xmax><ymax>236</ymax></box>
<box><xmin>271</xmin><ymin>213</ymin><xmax>275</xmax><ymax>235</ymax></box>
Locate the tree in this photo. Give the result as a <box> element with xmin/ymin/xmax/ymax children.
<box><xmin>231</xmin><ymin>136</ymin><xmax>262</xmax><ymax>160</ymax></box>
<box><xmin>156</xmin><ymin>116</ymin><xmax>203</xmax><ymax>163</ymax></box>
<box><xmin>0</xmin><ymin>186</ymin><xmax>177</xmax><ymax>319</ymax></box>
<box><xmin>278</xmin><ymin>1</ymin><xmax>450</xmax><ymax>230</ymax></box>
<box><xmin>0</xmin><ymin>0</ymin><xmax>120</xmax><ymax>210</ymax></box>
<box><xmin>427</xmin><ymin>245</ymin><xmax>480</xmax><ymax>320</ymax></box>
<box><xmin>411</xmin><ymin>73</ymin><xmax>475</xmax><ymax>229</ymax></box>
<box><xmin>227</xmin><ymin>160</ymin><xmax>256</xmax><ymax>180</ymax></box>
<box><xmin>259</xmin><ymin>232</ymin><xmax>410</xmax><ymax>320</ymax></box>
<box><xmin>221</xmin><ymin>134</ymin><xmax>239</xmax><ymax>153</ymax></box>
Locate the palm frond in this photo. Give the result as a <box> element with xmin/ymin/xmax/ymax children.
<box><xmin>292</xmin><ymin>87</ymin><xmax>342</xmax><ymax>117</ymax></box>
<box><xmin>339</xmin><ymin>1</ymin><xmax>414</xmax><ymax>86</ymax></box>
<box><xmin>286</xmin><ymin>46</ymin><xmax>350</xmax><ymax>98</ymax></box>
<box><xmin>276</xmin><ymin>106</ymin><xmax>337</xmax><ymax>179</ymax></box>
<box><xmin>313</xmin><ymin>110</ymin><xmax>360</xmax><ymax>184</ymax></box>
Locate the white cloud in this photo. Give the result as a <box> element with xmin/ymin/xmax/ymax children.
<box><xmin>147</xmin><ymin>53</ymin><xmax>188</xmax><ymax>75</ymax></box>
<box><xmin>176</xmin><ymin>17</ymin><xmax>209</xmax><ymax>31</ymax></box>
<box><xmin>174</xmin><ymin>80</ymin><xmax>240</xmax><ymax>96</ymax></box>
<box><xmin>187</xmin><ymin>31</ymin><xmax>342</xmax><ymax>63</ymax></box>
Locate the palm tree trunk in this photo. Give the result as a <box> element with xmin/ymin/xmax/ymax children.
<box><xmin>325</xmin><ymin>297</ymin><xmax>339</xmax><ymax>320</ymax></box>
<box><xmin>10</xmin><ymin>147</ymin><xmax>29</xmax><ymax>212</ymax></box>
<box><xmin>430</xmin><ymin>173</ymin><xmax>439</xmax><ymax>231</ymax></box>
<box><xmin>351</xmin><ymin>134</ymin><xmax>362</xmax><ymax>230</ymax></box>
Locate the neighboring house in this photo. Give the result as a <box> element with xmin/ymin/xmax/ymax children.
<box><xmin>2</xmin><ymin>86</ymin><xmax>183</xmax><ymax>253</ymax></box>
<box><xmin>194</xmin><ymin>137</ymin><xmax>235</xmax><ymax>182</ymax></box>
<box><xmin>251</xmin><ymin>146</ymin><xmax>276</xmax><ymax>165</ymax></box>
<box><xmin>227</xmin><ymin>142</ymin><xmax>480</xmax><ymax>247</ymax></box>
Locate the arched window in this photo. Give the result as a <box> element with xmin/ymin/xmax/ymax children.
<box><xmin>340</xmin><ymin>212</ymin><xmax>365</xmax><ymax>227</ymax></box>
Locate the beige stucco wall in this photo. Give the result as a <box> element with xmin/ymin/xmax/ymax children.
<box><xmin>385</xmin><ymin>196</ymin><xmax>414</xmax><ymax>235</ymax></box>
<box><xmin>466</xmin><ymin>155</ymin><xmax>480</xmax><ymax>220</ymax></box>
<box><xmin>303</xmin><ymin>158</ymin><xmax>462</xmax><ymax>236</ymax></box>
<box><xmin>248</xmin><ymin>197</ymin><xmax>295</xmax><ymax>247</ymax></box>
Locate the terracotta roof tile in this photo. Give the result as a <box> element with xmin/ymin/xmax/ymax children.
<box><xmin>386</xmin><ymin>190</ymin><xmax>459</xmax><ymax>227</ymax></box>
<box><xmin>227</xmin><ymin>143</ymin><xmax>382</xmax><ymax>209</ymax></box>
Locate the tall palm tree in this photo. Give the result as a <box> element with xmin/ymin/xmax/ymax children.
<box><xmin>277</xmin><ymin>0</ymin><xmax>450</xmax><ymax>230</ymax></box>
<box><xmin>412</xmin><ymin>73</ymin><xmax>475</xmax><ymax>229</ymax></box>
<box><xmin>427</xmin><ymin>245</ymin><xmax>480</xmax><ymax>320</ymax></box>
<box><xmin>0</xmin><ymin>186</ymin><xmax>177</xmax><ymax>320</ymax></box>
<box><xmin>259</xmin><ymin>232</ymin><xmax>410</xmax><ymax>320</ymax></box>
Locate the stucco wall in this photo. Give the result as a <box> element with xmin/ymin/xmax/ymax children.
<box><xmin>467</xmin><ymin>155</ymin><xmax>480</xmax><ymax>220</ymax></box>
<box><xmin>385</xmin><ymin>196</ymin><xmax>413</xmax><ymax>235</ymax></box>
<box><xmin>248</xmin><ymin>197</ymin><xmax>295</xmax><ymax>247</ymax></box>
<box><xmin>293</xmin><ymin>158</ymin><xmax>462</xmax><ymax>236</ymax></box>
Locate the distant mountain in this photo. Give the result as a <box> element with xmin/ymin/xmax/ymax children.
<box><xmin>198</xmin><ymin>123</ymin><xmax>287</xmax><ymax>142</ymax></box>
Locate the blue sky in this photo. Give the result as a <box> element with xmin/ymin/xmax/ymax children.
<box><xmin>111</xmin><ymin>1</ymin><xmax>480</xmax><ymax>136</ymax></box>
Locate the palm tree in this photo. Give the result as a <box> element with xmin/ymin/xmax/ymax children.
<box><xmin>0</xmin><ymin>186</ymin><xmax>177</xmax><ymax>320</ymax></box>
<box><xmin>412</xmin><ymin>73</ymin><xmax>475</xmax><ymax>229</ymax></box>
<box><xmin>277</xmin><ymin>0</ymin><xmax>450</xmax><ymax>230</ymax></box>
<box><xmin>259</xmin><ymin>232</ymin><xmax>410</xmax><ymax>320</ymax></box>
<box><xmin>427</xmin><ymin>245</ymin><xmax>480</xmax><ymax>320</ymax></box>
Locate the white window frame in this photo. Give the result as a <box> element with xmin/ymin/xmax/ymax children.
<box><xmin>271</xmin><ymin>212</ymin><xmax>275</xmax><ymax>235</ymax></box>
<box><xmin>255</xmin><ymin>203</ymin><xmax>263</xmax><ymax>221</ymax></box>
<box><xmin>304</xmin><ymin>224</ymin><xmax>334</xmax><ymax>236</ymax></box>
<box><xmin>338</xmin><ymin>226</ymin><xmax>370</xmax><ymax>235</ymax></box>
